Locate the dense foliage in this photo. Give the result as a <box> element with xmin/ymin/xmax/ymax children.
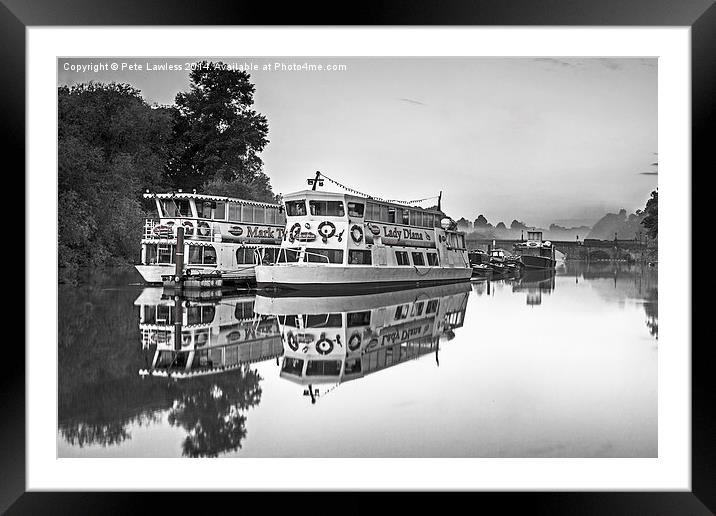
<box><xmin>641</xmin><ymin>189</ymin><xmax>658</xmax><ymax>239</ymax></box>
<box><xmin>58</xmin><ymin>83</ymin><xmax>172</xmax><ymax>276</ymax></box>
<box><xmin>58</xmin><ymin>63</ymin><xmax>277</xmax><ymax>281</ymax></box>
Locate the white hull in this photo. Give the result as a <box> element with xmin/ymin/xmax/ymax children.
<box><xmin>135</xmin><ymin>264</ymin><xmax>256</xmax><ymax>284</ymax></box>
<box><xmin>135</xmin><ymin>264</ymin><xmax>175</xmax><ymax>283</ymax></box>
<box><xmin>255</xmin><ymin>264</ymin><xmax>472</xmax><ymax>292</ymax></box>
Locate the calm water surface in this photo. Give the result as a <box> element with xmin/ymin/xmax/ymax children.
<box><xmin>57</xmin><ymin>263</ymin><xmax>657</xmax><ymax>457</ymax></box>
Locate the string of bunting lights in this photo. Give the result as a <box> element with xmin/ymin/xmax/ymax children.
<box><xmin>316</xmin><ymin>171</ymin><xmax>439</xmax><ymax>206</ymax></box>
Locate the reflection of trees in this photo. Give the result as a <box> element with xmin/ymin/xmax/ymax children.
<box><xmin>58</xmin><ymin>276</ymin><xmax>264</xmax><ymax>455</ymax></box>
<box><xmin>643</xmin><ymin>287</ymin><xmax>658</xmax><ymax>339</ymax></box>
<box><xmin>168</xmin><ymin>366</ymin><xmax>262</xmax><ymax>457</ymax></box>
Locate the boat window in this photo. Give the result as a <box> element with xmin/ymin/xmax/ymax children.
<box><xmin>344</xmin><ymin>358</ymin><xmax>362</xmax><ymax>374</ymax></box>
<box><xmin>261</xmin><ymin>247</ymin><xmax>278</xmax><ymax>265</ymax></box>
<box><xmin>411</xmin><ymin>302</ymin><xmax>425</xmax><ymax>317</ymax></box>
<box><xmin>305</xmin><ymin>248</ymin><xmax>344</xmax><ymax>264</ymax></box>
<box><xmin>228</xmin><ymin>203</ymin><xmax>241</xmax><ymax>222</ymax></box>
<box><xmin>187</xmin><ymin>305</ymin><xmax>215</xmax><ymax>325</ymax></box>
<box><xmin>347</xmin><ymin>311</ymin><xmax>371</xmax><ymax>327</ymax></box>
<box><xmin>306</xmin><ymin>360</ymin><xmax>341</xmax><ymax>377</ymax></box>
<box><xmin>157</xmin><ymin>244</ymin><xmax>175</xmax><ymax>264</ymax></box>
<box><xmin>387</xmin><ymin>207</ymin><xmax>396</xmax><ymax>223</ymax></box>
<box><xmin>236</xmin><ymin>247</ymin><xmax>256</xmax><ymax>265</ymax></box>
<box><xmin>161</xmin><ymin>199</ymin><xmax>191</xmax><ymax>217</ymax></box>
<box><xmin>424</xmin><ymin>213</ymin><xmax>433</xmax><ymax>227</ymax></box>
<box><xmin>309</xmin><ymin>200</ymin><xmax>345</xmax><ymax>217</ymax></box>
<box><xmin>277</xmin><ymin>248</ymin><xmax>301</xmax><ymax>263</ymax></box>
<box><xmin>348</xmin><ymin>250</ymin><xmax>372</xmax><ymax>265</ymax></box>
<box><xmin>188</xmin><ymin>245</ymin><xmax>217</xmax><ymax>265</ymax></box>
<box><xmin>254</xmin><ymin>206</ymin><xmax>265</xmax><ymax>224</ymax></box>
<box><xmin>365</xmin><ymin>202</ymin><xmax>376</xmax><ymax>220</ymax></box>
<box><xmin>379</xmin><ymin>205</ymin><xmax>389</xmax><ymax>222</ymax></box>
<box><xmin>214</xmin><ymin>202</ymin><xmax>226</xmax><ymax>220</ymax></box>
<box><xmin>235</xmin><ymin>302</ymin><xmax>254</xmax><ymax>320</ymax></box>
<box><xmin>277</xmin><ymin>210</ymin><xmax>286</xmax><ymax>225</ymax></box>
<box><xmin>411</xmin><ymin>252</ymin><xmax>425</xmax><ymax>266</ymax></box>
<box><xmin>395</xmin><ymin>305</ymin><xmax>409</xmax><ymax>319</ymax></box>
<box><xmin>427</xmin><ymin>253</ymin><xmax>439</xmax><ymax>266</ymax></box>
<box><xmin>285</xmin><ymin>200</ymin><xmax>307</xmax><ymax>216</ymax></box>
<box><xmin>426</xmin><ymin>300</ymin><xmax>439</xmax><ymax>314</ymax></box>
<box><xmin>145</xmin><ymin>244</ymin><xmax>157</xmax><ymax>264</ymax></box>
<box><xmin>242</xmin><ymin>205</ymin><xmax>254</xmax><ymax>223</ymax></box>
<box><xmin>266</xmin><ymin>208</ymin><xmax>276</xmax><ymax>224</ymax></box>
<box><xmin>347</xmin><ymin>202</ymin><xmax>365</xmax><ymax>217</ymax></box>
<box><xmin>304</xmin><ymin>314</ymin><xmax>342</xmax><ymax>328</ymax></box>
<box><xmin>196</xmin><ymin>200</ymin><xmax>213</xmax><ymax>219</ymax></box>
<box><xmin>402</xmin><ymin>210</ymin><xmax>410</xmax><ymax>225</ymax></box>
<box><xmin>282</xmin><ymin>357</ymin><xmax>304</xmax><ymax>376</ymax></box>
<box><xmin>395</xmin><ymin>251</ymin><xmax>410</xmax><ymax>265</ymax></box>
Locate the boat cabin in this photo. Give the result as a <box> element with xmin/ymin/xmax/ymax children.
<box><xmin>274</xmin><ymin>190</ymin><xmax>467</xmax><ymax>268</ymax></box>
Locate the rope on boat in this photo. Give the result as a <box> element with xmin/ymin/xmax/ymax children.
<box><xmin>317</xmin><ymin>171</ymin><xmax>439</xmax><ymax>206</ymax></box>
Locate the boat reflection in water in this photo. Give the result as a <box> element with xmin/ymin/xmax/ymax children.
<box><xmin>254</xmin><ymin>282</ymin><xmax>470</xmax><ymax>403</ymax></box>
<box><xmin>136</xmin><ymin>288</ymin><xmax>282</xmax><ymax>378</ymax></box>
<box><xmin>510</xmin><ymin>269</ymin><xmax>556</xmax><ymax>306</ymax></box>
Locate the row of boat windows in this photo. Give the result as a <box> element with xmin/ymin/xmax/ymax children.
<box><xmin>277</xmin><ymin>248</ymin><xmax>440</xmax><ymax>266</ymax></box>
<box><xmin>284</xmin><ymin>199</ymin><xmax>440</xmax><ymax>228</ymax></box>
<box><xmin>159</xmin><ymin>199</ymin><xmax>285</xmax><ymax>225</ymax></box>
<box><xmin>145</xmin><ymin>244</ymin><xmax>440</xmax><ymax>267</ymax></box>
<box><xmin>282</xmin><ymin>338</ymin><xmax>440</xmax><ymax>377</ymax></box>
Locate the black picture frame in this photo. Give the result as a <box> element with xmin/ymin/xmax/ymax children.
<box><xmin>6</xmin><ymin>0</ymin><xmax>710</xmax><ymax>513</ymax></box>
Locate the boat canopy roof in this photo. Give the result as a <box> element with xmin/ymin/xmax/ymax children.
<box><xmin>283</xmin><ymin>189</ymin><xmax>443</xmax><ymax>215</ymax></box>
<box><xmin>144</xmin><ymin>191</ymin><xmax>280</xmax><ymax>209</ymax></box>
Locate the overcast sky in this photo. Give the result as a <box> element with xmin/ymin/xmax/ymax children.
<box><xmin>58</xmin><ymin>57</ymin><xmax>657</xmax><ymax>227</ymax></box>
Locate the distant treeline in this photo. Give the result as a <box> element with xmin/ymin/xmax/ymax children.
<box><xmin>455</xmin><ymin>189</ymin><xmax>658</xmax><ymax>243</ymax></box>
<box><xmin>58</xmin><ymin>62</ymin><xmax>277</xmax><ymax>282</ymax></box>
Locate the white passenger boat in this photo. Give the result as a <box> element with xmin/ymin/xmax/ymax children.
<box><xmin>255</xmin><ymin>187</ymin><xmax>472</xmax><ymax>293</ymax></box>
<box><xmin>136</xmin><ymin>191</ymin><xmax>286</xmax><ymax>284</ymax></box>
<box><xmin>253</xmin><ymin>282</ymin><xmax>470</xmax><ymax>397</ymax></box>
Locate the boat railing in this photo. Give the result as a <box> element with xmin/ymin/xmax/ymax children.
<box><xmin>143</xmin><ymin>218</ymin><xmax>218</xmax><ymax>242</ymax></box>
<box><xmin>302</xmin><ymin>250</ymin><xmax>331</xmax><ymax>264</ymax></box>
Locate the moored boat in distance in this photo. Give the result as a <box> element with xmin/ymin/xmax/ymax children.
<box><xmin>514</xmin><ymin>230</ymin><xmax>557</xmax><ymax>270</ymax></box>
<box><xmin>255</xmin><ymin>183</ymin><xmax>473</xmax><ymax>293</ymax></box>
<box><xmin>136</xmin><ymin>191</ymin><xmax>285</xmax><ymax>284</ymax></box>
<box><xmin>468</xmin><ymin>249</ymin><xmax>491</xmax><ymax>277</ymax></box>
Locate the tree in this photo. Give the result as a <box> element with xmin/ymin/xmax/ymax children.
<box><xmin>510</xmin><ymin>219</ymin><xmax>528</xmax><ymax>230</ymax></box>
<box><xmin>474</xmin><ymin>215</ymin><xmax>490</xmax><ymax>228</ymax></box>
<box><xmin>58</xmin><ymin>82</ymin><xmax>172</xmax><ymax>275</ymax></box>
<box><xmin>641</xmin><ymin>189</ymin><xmax>658</xmax><ymax>239</ymax></box>
<box><xmin>167</xmin><ymin>62</ymin><xmax>272</xmax><ymax>195</ymax></box>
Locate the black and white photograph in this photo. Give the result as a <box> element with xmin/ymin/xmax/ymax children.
<box><xmin>56</xmin><ymin>56</ymin><xmax>659</xmax><ymax>459</ymax></box>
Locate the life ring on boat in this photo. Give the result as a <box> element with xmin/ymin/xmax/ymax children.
<box><xmin>527</xmin><ymin>241</ymin><xmax>538</xmax><ymax>247</ymax></box>
<box><xmin>197</xmin><ymin>221</ymin><xmax>211</xmax><ymax>237</ymax></box>
<box><xmin>348</xmin><ymin>332</ymin><xmax>362</xmax><ymax>351</ymax></box>
<box><xmin>153</xmin><ymin>224</ymin><xmax>172</xmax><ymax>238</ymax></box>
<box><xmin>288</xmin><ymin>223</ymin><xmax>301</xmax><ymax>242</ymax></box>
<box><xmin>317</xmin><ymin>221</ymin><xmax>336</xmax><ymax>240</ymax></box>
<box><xmin>286</xmin><ymin>331</ymin><xmax>298</xmax><ymax>351</ymax></box>
<box><xmin>181</xmin><ymin>220</ymin><xmax>195</xmax><ymax>237</ymax></box>
<box><xmin>315</xmin><ymin>334</ymin><xmax>334</xmax><ymax>355</ymax></box>
<box><xmin>350</xmin><ymin>225</ymin><xmax>363</xmax><ymax>244</ymax></box>
<box><xmin>367</xmin><ymin>223</ymin><xmax>381</xmax><ymax>236</ymax></box>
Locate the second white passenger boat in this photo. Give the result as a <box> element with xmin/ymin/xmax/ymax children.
<box><xmin>255</xmin><ymin>187</ymin><xmax>473</xmax><ymax>293</ymax></box>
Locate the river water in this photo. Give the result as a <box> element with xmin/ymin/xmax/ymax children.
<box><xmin>57</xmin><ymin>263</ymin><xmax>657</xmax><ymax>458</ymax></box>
